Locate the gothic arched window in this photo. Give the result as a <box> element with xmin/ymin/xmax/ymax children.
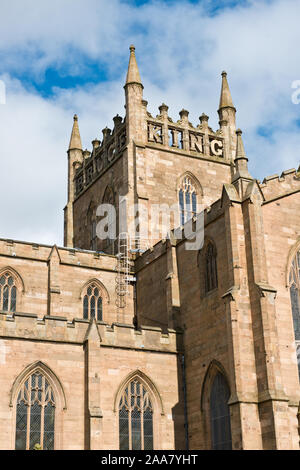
<box><xmin>15</xmin><ymin>371</ymin><xmax>55</xmax><ymax>450</ymax></box>
<box><xmin>119</xmin><ymin>379</ymin><xmax>153</xmax><ymax>450</ymax></box>
<box><xmin>178</xmin><ymin>175</ymin><xmax>198</xmax><ymax>225</ymax></box>
<box><xmin>0</xmin><ymin>272</ymin><xmax>17</xmax><ymax>312</ymax></box>
<box><xmin>87</xmin><ymin>203</ymin><xmax>97</xmax><ymax>251</ymax></box>
<box><xmin>83</xmin><ymin>283</ymin><xmax>103</xmax><ymax>321</ymax></box>
<box><xmin>210</xmin><ymin>373</ymin><xmax>232</xmax><ymax>450</ymax></box>
<box><xmin>289</xmin><ymin>249</ymin><xmax>300</xmax><ymax>339</ymax></box>
<box><xmin>205</xmin><ymin>242</ymin><xmax>218</xmax><ymax>293</ymax></box>
<box><xmin>101</xmin><ymin>186</ymin><xmax>116</xmax><ymax>254</ymax></box>
<box><xmin>91</xmin><ymin>220</ymin><xmax>97</xmax><ymax>251</ymax></box>
<box><xmin>289</xmin><ymin>249</ymin><xmax>300</xmax><ymax>377</ymax></box>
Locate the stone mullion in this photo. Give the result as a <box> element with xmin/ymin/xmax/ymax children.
<box><xmin>88</xmin><ymin>295</ymin><xmax>91</xmax><ymax>320</ymax></box>
<box><xmin>182</xmin><ymin>127</ymin><xmax>189</xmax><ymax>152</ymax></box>
<box><xmin>11</xmin><ymin>282</ymin><xmax>16</xmax><ymax>311</ymax></box>
<box><xmin>40</xmin><ymin>375</ymin><xmax>46</xmax><ymax>449</ymax></box>
<box><xmin>26</xmin><ymin>404</ymin><xmax>31</xmax><ymax>450</ymax></box>
<box><xmin>7</xmin><ymin>285</ymin><xmax>11</xmax><ymax>312</ymax></box>
<box><xmin>171</xmin><ymin>129</ymin><xmax>178</xmax><ymax>148</ymax></box>
<box><xmin>179</xmin><ymin>110</ymin><xmax>189</xmax><ymax>151</ymax></box>
<box><xmin>199</xmin><ymin>115</ymin><xmax>210</xmax><ymax>157</ymax></box>
<box><xmin>157</xmin><ymin>104</ymin><xmax>169</xmax><ymax>147</ymax></box>
<box><xmin>95</xmin><ymin>293</ymin><xmax>99</xmax><ymax>321</ymax></box>
<box><xmin>2</xmin><ymin>284</ymin><xmax>7</xmax><ymax>311</ymax></box>
<box><xmin>141</xmin><ymin>408</ymin><xmax>144</xmax><ymax>451</ymax></box>
<box><xmin>128</xmin><ymin>402</ymin><xmax>132</xmax><ymax>450</ymax></box>
<box><xmin>203</xmin><ymin>132</ymin><xmax>210</xmax><ymax>157</ymax></box>
<box><xmin>186</xmin><ymin>191</ymin><xmax>191</xmax><ymax>218</ymax></box>
<box><xmin>40</xmin><ymin>406</ymin><xmax>45</xmax><ymax>450</ymax></box>
<box><xmin>26</xmin><ymin>382</ymin><xmax>31</xmax><ymax>450</ymax></box>
<box><xmin>182</xmin><ymin>190</ymin><xmax>186</xmax><ymax>222</ymax></box>
<box><xmin>40</xmin><ymin>376</ymin><xmax>45</xmax><ymax>449</ymax></box>
<box><xmin>162</xmin><ymin>120</ymin><xmax>168</xmax><ymax>147</ymax></box>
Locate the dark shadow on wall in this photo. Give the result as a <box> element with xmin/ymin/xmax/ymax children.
<box><xmin>171</xmin><ymin>341</ymin><xmax>187</xmax><ymax>450</ymax></box>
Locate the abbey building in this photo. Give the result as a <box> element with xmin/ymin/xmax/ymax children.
<box><xmin>0</xmin><ymin>46</ymin><xmax>300</xmax><ymax>450</ymax></box>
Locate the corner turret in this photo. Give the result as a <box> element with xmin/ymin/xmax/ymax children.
<box><xmin>218</xmin><ymin>71</ymin><xmax>237</xmax><ymax>161</ymax></box>
<box><xmin>232</xmin><ymin>129</ymin><xmax>254</xmax><ymax>198</ymax></box>
<box><xmin>124</xmin><ymin>45</ymin><xmax>146</xmax><ymax>144</ymax></box>
<box><xmin>64</xmin><ymin>114</ymin><xmax>83</xmax><ymax>248</ymax></box>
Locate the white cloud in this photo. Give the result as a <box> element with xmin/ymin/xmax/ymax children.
<box><xmin>0</xmin><ymin>75</ymin><xmax>125</xmax><ymax>244</ymax></box>
<box><xmin>0</xmin><ymin>0</ymin><xmax>131</xmax><ymax>77</ymax></box>
<box><xmin>0</xmin><ymin>0</ymin><xmax>299</xmax><ymax>245</ymax></box>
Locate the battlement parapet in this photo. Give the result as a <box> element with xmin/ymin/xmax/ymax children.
<box><xmin>260</xmin><ymin>166</ymin><xmax>300</xmax><ymax>202</ymax></box>
<box><xmin>74</xmin><ymin>117</ymin><xmax>126</xmax><ymax>198</ymax></box>
<box><xmin>146</xmin><ymin>105</ymin><xmax>226</xmax><ymax>160</ymax></box>
<box><xmin>103</xmin><ymin>322</ymin><xmax>182</xmax><ymax>352</ymax></box>
<box><xmin>135</xmin><ymin>198</ymin><xmax>224</xmax><ymax>272</ymax></box>
<box><xmin>134</xmin><ymin>238</ymin><xmax>168</xmax><ymax>271</ymax></box>
<box><xmin>0</xmin><ymin>312</ymin><xmax>182</xmax><ymax>353</ymax></box>
<box><xmin>73</xmin><ymin>102</ymin><xmax>231</xmax><ymax>201</ymax></box>
<box><xmin>0</xmin><ymin>238</ymin><xmax>117</xmax><ymax>271</ymax></box>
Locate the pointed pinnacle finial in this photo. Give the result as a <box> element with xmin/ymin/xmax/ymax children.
<box><xmin>232</xmin><ymin>128</ymin><xmax>253</xmax><ymax>183</ymax></box>
<box><xmin>235</xmin><ymin>129</ymin><xmax>247</xmax><ymax>160</ymax></box>
<box><xmin>69</xmin><ymin>113</ymin><xmax>82</xmax><ymax>151</ymax></box>
<box><xmin>219</xmin><ymin>71</ymin><xmax>235</xmax><ymax>110</ymax></box>
<box><xmin>125</xmin><ymin>44</ymin><xmax>143</xmax><ymax>87</ymax></box>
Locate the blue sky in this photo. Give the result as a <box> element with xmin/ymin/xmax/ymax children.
<box><xmin>0</xmin><ymin>0</ymin><xmax>299</xmax><ymax>245</ymax></box>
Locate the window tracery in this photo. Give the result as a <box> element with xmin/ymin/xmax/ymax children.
<box><xmin>289</xmin><ymin>249</ymin><xmax>300</xmax><ymax>379</ymax></box>
<box><xmin>15</xmin><ymin>371</ymin><xmax>55</xmax><ymax>450</ymax></box>
<box><xmin>0</xmin><ymin>272</ymin><xmax>17</xmax><ymax>312</ymax></box>
<box><xmin>83</xmin><ymin>283</ymin><xmax>103</xmax><ymax>321</ymax></box>
<box><xmin>205</xmin><ymin>242</ymin><xmax>218</xmax><ymax>293</ymax></box>
<box><xmin>119</xmin><ymin>379</ymin><xmax>153</xmax><ymax>450</ymax></box>
<box><xmin>178</xmin><ymin>175</ymin><xmax>198</xmax><ymax>225</ymax></box>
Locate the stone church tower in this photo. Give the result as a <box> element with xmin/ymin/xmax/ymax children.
<box><xmin>0</xmin><ymin>46</ymin><xmax>300</xmax><ymax>450</ymax></box>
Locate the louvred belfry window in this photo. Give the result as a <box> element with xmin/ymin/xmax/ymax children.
<box><xmin>289</xmin><ymin>249</ymin><xmax>300</xmax><ymax>378</ymax></box>
<box><xmin>0</xmin><ymin>272</ymin><xmax>17</xmax><ymax>312</ymax></box>
<box><xmin>83</xmin><ymin>283</ymin><xmax>103</xmax><ymax>321</ymax></box>
<box><xmin>205</xmin><ymin>242</ymin><xmax>218</xmax><ymax>293</ymax></box>
<box><xmin>15</xmin><ymin>372</ymin><xmax>55</xmax><ymax>450</ymax></box>
<box><xmin>290</xmin><ymin>250</ymin><xmax>300</xmax><ymax>339</ymax></box>
<box><xmin>101</xmin><ymin>186</ymin><xmax>116</xmax><ymax>254</ymax></box>
<box><xmin>119</xmin><ymin>380</ymin><xmax>153</xmax><ymax>450</ymax></box>
<box><xmin>178</xmin><ymin>175</ymin><xmax>197</xmax><ymax>225</ymax></box>
<box><xmin>87</xmin><ymin>203</ymin><xmax>97</xmax><ymax>252</ymax></box>
<box><xmin>91</xmin><ymin>220</ymin><xmax>97</xmax><ymax>251</ymax></box>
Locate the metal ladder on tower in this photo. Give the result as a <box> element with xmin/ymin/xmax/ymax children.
<box><xmin>115</xmin><ymin>233</ymin><xmax>149</xmax><ymax>322</ymax></box>
<box><xmin>116</xmin><ymin>232</ymin><xmax>149</xmax><ymax>323</ymax></box>
<box><xmin>115</xmin><ymin>233</ymin><xmax>130</xmax><ymax>322</ymax></box>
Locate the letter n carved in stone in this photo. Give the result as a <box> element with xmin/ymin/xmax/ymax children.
<box><xmin>190</xmin><ymin>133</ymin><xmax>203</xmax><ymax>153</ymax></box>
